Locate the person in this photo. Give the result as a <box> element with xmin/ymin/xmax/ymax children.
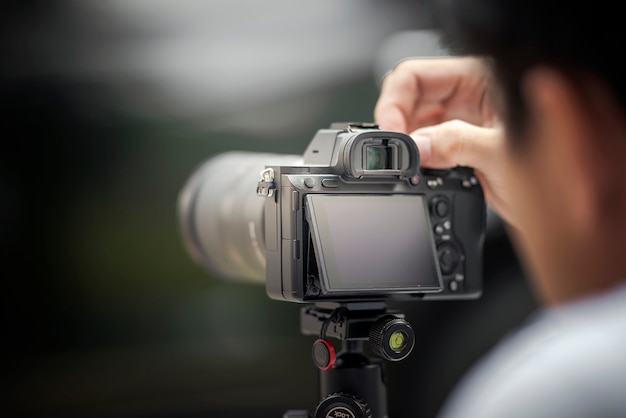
<box><xmin>374</xmin><ymin>1</ymin><xmax>626</xmax><ymax>417</ymax></box>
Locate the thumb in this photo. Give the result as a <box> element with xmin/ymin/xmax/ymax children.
<box><xmin>411</xmin><ymin>120</ymin><xmax>502</xmax><ymax>170</ymax></box>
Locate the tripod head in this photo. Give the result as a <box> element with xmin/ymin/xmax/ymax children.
<box><xmin>285</xmin><ymin>302</ymin><xmax>415</xmax><ymax>418</ymax></box>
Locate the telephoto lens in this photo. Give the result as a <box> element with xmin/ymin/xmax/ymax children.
<box><xmin>177</xmin><ymin>151</ymin><xmax>301</xmax><ymax>283</ymax></box>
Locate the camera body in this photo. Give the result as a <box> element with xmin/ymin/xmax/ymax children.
<box><xmin>257</xmin><ymin>123</ymin><xmax>486</xmax><ymax>303</ymax></box>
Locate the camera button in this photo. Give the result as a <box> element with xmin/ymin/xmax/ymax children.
<box><xmin>436</xmin><ymin>201</ymin><xmax>450</xmax><ymax>217</ymax></box>
<box><xmin>304</xmin><ymin>177</ymin><xmax>316</xmax><ymax>188</ymax></box>
<box><xmin>430</xmin><ymin>196</ymin><xmax>450</xmax><ymax>218</ymax></box>
<box><xmin>434</xmin><ymin>224</ymin><xmax>445</xmax><ymax>235</ymax></box>
<box><xmin>462</xmin><ymin>176</ymin><xmax>479</xmax><ymax>188</ymax></box>
<box><xmin>449</xmin><ymin>281</ymin><xmax>459</xmax><ymax>292</ymax></box>
<box><xmin>427</xmin><ymin>177</ymin><xmax>444</xmax><ymax>188</ymax></box>
<box><xmin>321</xmin><ymin>178</ymin><xmax>339</xmax><ymax>188</ymax></box>
<box><xmin>438</xmin><ymin>242</ymin><xmax>460</xmax><ymax>275</ymax></box>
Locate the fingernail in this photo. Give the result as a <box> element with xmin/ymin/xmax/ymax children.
<box><xmin>412</xmin><ymin>134</ymin><xmax>432</xmax><ymax>164</ymax></box>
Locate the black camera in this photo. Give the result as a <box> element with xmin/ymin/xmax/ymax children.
<box><xmin>178</xmin><ymin>122</ymin><xmax>486</xmax><ymax>303</ymax></box>
<box><xmin>259</xmin><ymin>122</ymin><xmax>485</xmax><ymax>303</ymax></box>
<box><xmin>178</xmin><ymin>122</ymin><xmax>487</xmax><ymax>417</ymax></box>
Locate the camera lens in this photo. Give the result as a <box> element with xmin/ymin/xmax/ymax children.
<box><xmin>177</xmin><ymin>151</ymin><xmax>301</xmax><ymax>283</ymax></box>
<box><xmin>366</xmin><ymin>145</ymin><xmax>392</xmax><ymax>170</ymax></box>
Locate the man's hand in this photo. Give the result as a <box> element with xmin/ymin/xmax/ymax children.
<box><xmin>374</xmin><ymin>57</ymin><xmax>517</xmax><ymax>228</ymax></box>
<box><xmin>374</xmin><ymin>57</ymin><xmax>495</xmax><ymax>133</ymax></box>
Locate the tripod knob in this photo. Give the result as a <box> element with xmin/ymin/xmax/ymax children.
<box><xmin>312</xmin><ymin>338</ymin><xmax>336</xmax><ymax>370</ymax></box>
<box><xmin>315</xmin><ymin>393</ymin><xmax>371</xmax><ymax>418</ymax></box>
<box><xmin>369</xmin><ymin>314</ymin><xmax>415</xmax><ymax>361</ymax></box>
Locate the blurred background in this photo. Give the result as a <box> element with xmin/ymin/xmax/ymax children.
<box><xmin>1</xmin><ymin>1</ymin><xmax>538</xmax><ymax>417</ymax></box>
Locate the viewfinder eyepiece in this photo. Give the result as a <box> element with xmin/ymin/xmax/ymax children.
<box><xmin>365</xmin><ymin>143</ymin><xmax>397</xmax><ymax>170</ymax></box>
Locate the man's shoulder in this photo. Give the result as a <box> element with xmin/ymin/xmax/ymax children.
<box><xmin>438</xmin><ymin>283</ymin><xmax>626</xmax><ymax>418</ymax></box>
<box><xmin>498</xmin><ymin>282</ymin><xmax>626</xmax><ymax>369</ymax></box>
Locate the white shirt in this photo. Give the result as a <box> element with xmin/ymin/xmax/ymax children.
<box><xmin>438</xmin><ymin>283</ymin><xmax>626</xmax><ymax>418</ymax></box>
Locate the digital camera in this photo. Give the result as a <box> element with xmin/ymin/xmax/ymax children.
<box><xmin>253</xmin><ymin>122</ymin><xmax>486</xmax><ymax>303</ymax></box>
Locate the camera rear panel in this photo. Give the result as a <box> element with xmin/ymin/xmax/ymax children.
<box><xmin>264</xmin><ymin>165</ymin><xmax>485</xmax><ymax>303</ymax></box>
<box><xmin>420</xmin><ymin>168</ymin><xmax>485</xmax><ymax>299</ymax></box>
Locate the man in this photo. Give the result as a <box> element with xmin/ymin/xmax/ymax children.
<box><xmin>374</xmin><ymin>0</ymin><xmax>626</xmax><ymax>416</ymax></box>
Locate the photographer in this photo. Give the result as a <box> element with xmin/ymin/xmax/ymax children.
<box><xmin>375</xmin><ymin>1</ymin><xmax>626</xmax><ymax>417</ymax></box>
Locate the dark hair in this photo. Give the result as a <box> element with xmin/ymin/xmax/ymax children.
<box><xmin>434</xmin><ymin>0</ymin><xmax>626</xmax><ymax>144</ymax></box>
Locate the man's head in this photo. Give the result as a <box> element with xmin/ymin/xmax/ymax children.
<box><xmin>437</xmin><ymin>0</ymin><xmax>626</xmax><ymax>303</ymax></box>
<box><xmin>437</xmin><ymin>0</ymin><xmax>626</xmax><ymax>144</ymax></box>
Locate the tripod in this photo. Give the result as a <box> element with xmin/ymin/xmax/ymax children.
<box><xmin>283</xmin><ymin>301</ymin><xmax>415</xmax><ymax>418</ymax></box>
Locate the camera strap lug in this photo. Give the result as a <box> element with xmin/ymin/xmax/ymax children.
<box><xmin>257</xmin><ymin>167</ymin><xmax>276</xmax><ymax>198</ymax></box>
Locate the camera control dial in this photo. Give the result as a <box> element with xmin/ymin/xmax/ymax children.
<box><xmin>437</xmin><ymin>242</ymin><xmax>461</xmax><ymax>276</ymax></box>
<box><xmin>429</xmin><ymin>195</ymin><xmax>451</xmax><ymax>218</ymax></box>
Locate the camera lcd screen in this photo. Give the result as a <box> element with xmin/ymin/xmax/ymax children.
<box><xmin>305</xmin><ymin>194</ymin><xmax>443</xmax><ymax>294</ymax></box>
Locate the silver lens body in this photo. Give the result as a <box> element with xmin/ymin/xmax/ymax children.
<box><xmin>177</xmin><ymin>151</ymin><xmax>301</xmax><ymax>283</ymax></box>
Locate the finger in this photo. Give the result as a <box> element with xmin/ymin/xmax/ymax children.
<box><xmin>411</xmin><ymin>120</ymin><xmax>503</xmax><ymax>170</ymax></box>
<box><xmin>375</xmin><ymin>58</ymin><xmax>452</xmax><ymax>133</ymax></box>
<box><xmin>374</xmin><ymin>61</ymin><xmax>422</xmax><ymax>132</ymax></box>
<box><xmin>374</xmin><ymin>57</ymin><xmax>491</xmax><ymax>133</ymax></box>
<box><xmin>374</xmin><ymin>102</ymin><xmax>408</xmax><ymax>133</ymax></box>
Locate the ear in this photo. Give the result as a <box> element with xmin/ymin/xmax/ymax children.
<box><xmin>521</xmin><ymin>68</ymin><xmax>625</xmax><ymax>233</ymax></box>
